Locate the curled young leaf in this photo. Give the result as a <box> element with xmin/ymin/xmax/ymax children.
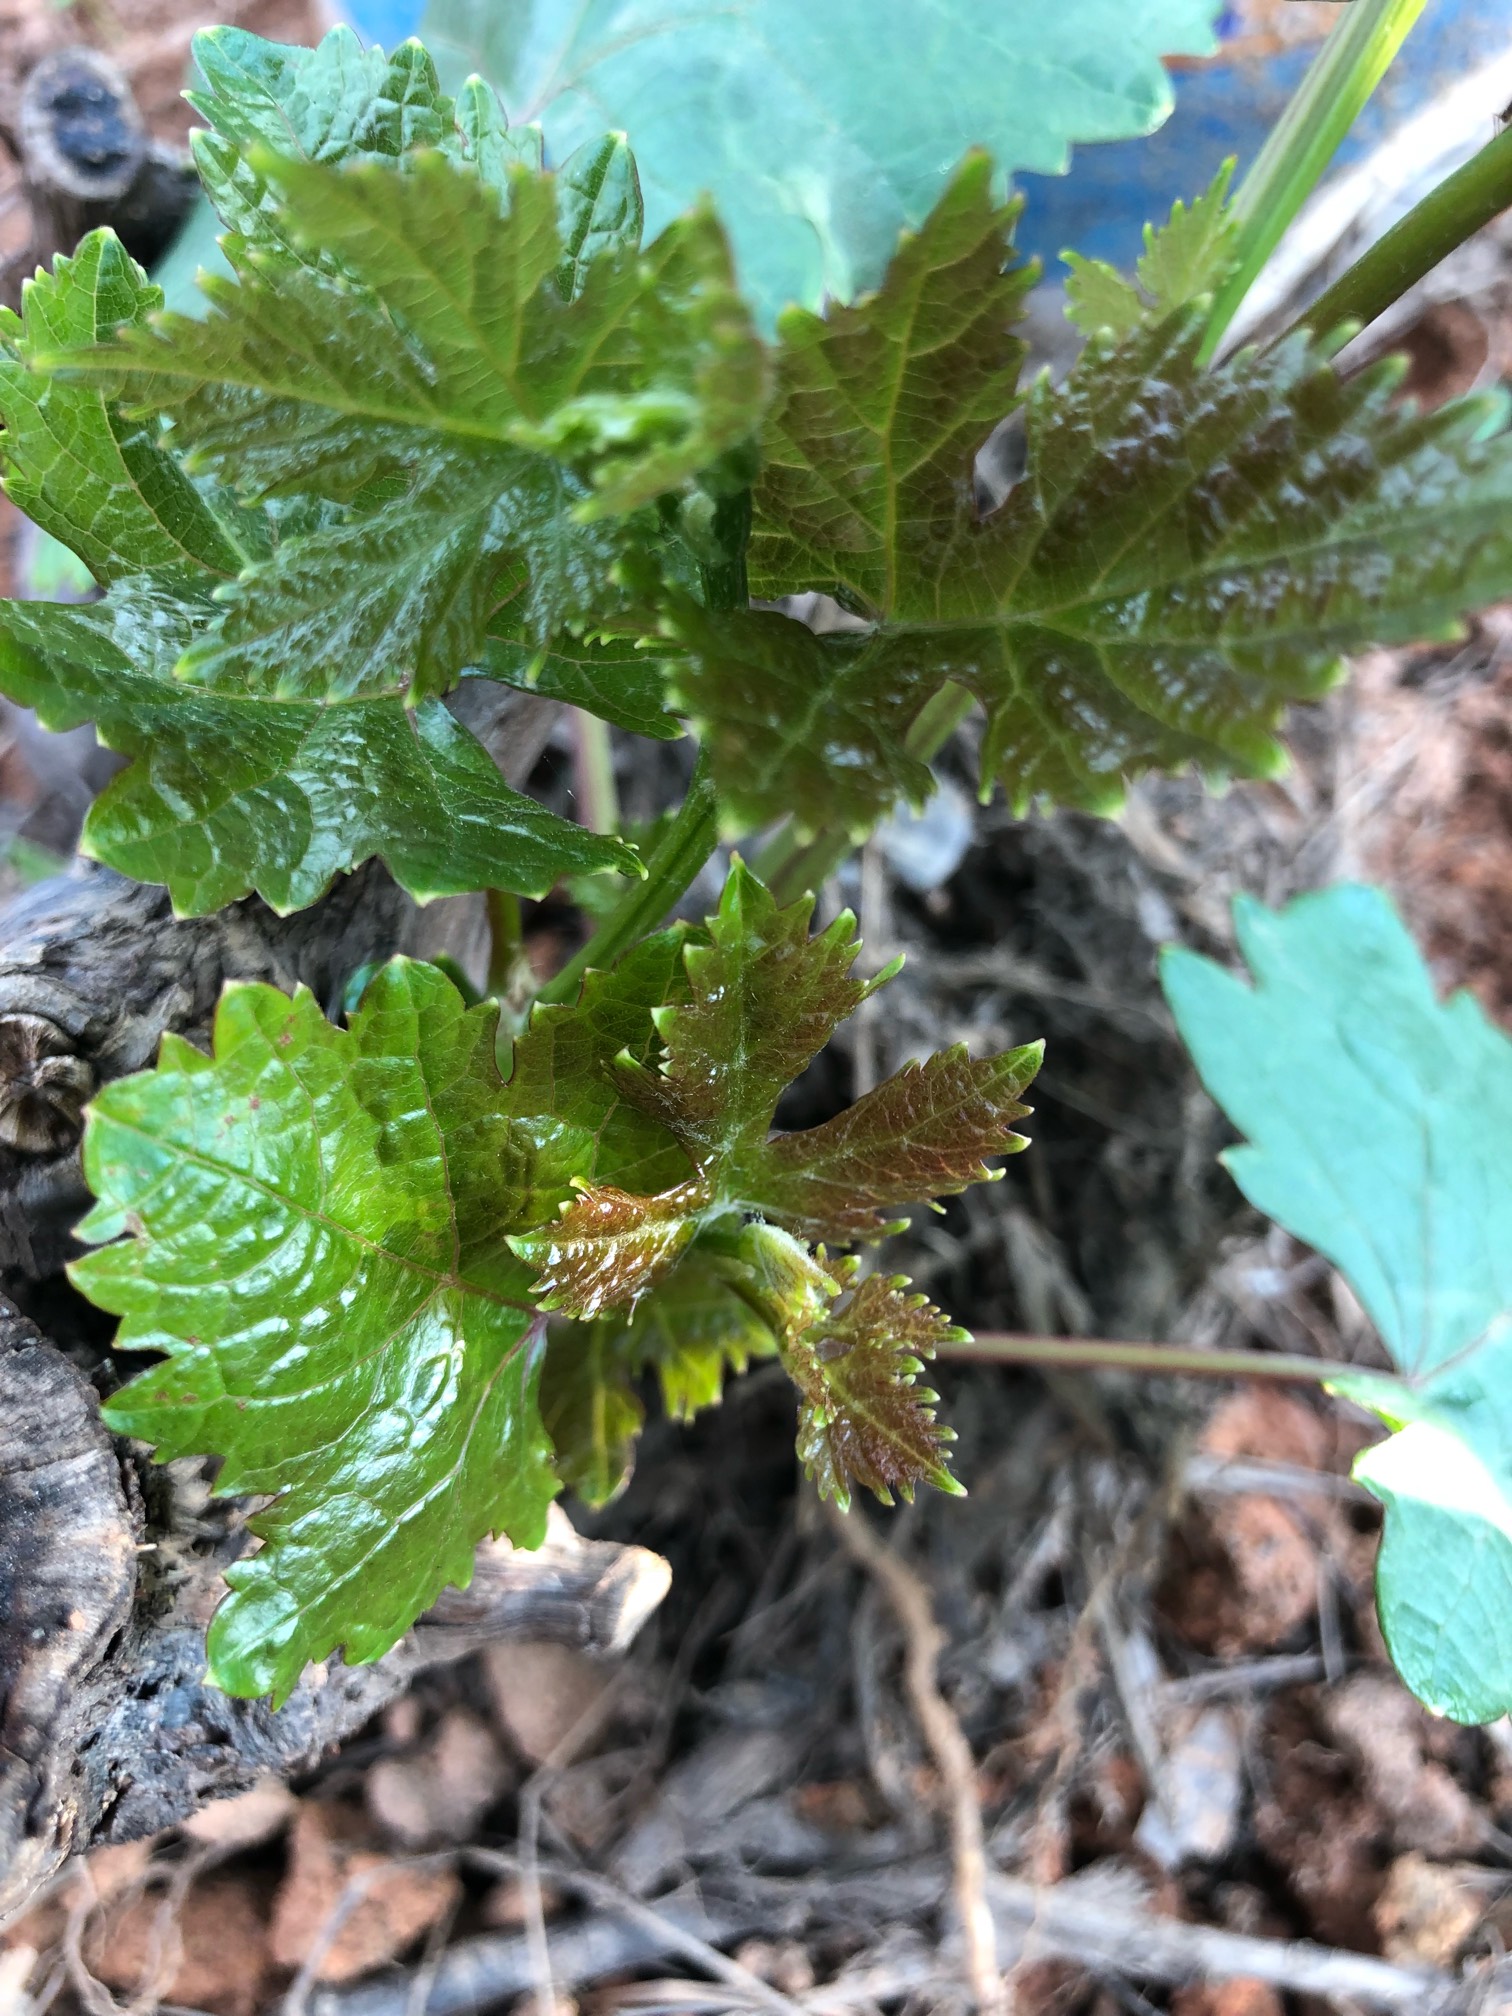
<box><xmin>512</xmin><ymin>1176</ymin><xmax>710</xmax><ymax>1318</ymax></box>
<box><xmin>749</xmin><ymin>1235</ymin><xmax>963</xmax><ymax>1510</ymax></box>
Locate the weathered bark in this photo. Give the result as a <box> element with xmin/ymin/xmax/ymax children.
<box><xmin>0</xmin><ymin>1300</ymin><xmax>670</xmax><ymax>1929</ymax></box>
<box><xmin>1</xmin><ymin>47</ymin><xmax>199</xmax><ymax>308</ymax></box>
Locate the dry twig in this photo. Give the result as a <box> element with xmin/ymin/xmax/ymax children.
<box><xmin>823</xmin><ymin>1499</ymin><xmax>1003</xmax><ymax>2016</ymax></box>
<box><xmin>469</xmin><ymin>1852</ymin><xmax>806</xmax><ymax>2016</ymax></box>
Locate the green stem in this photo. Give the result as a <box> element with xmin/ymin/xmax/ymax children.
<box><xmin>485</xmin><ymin>887</ymin><xmax>524</xmax><ymax>999</ymax></box>
<box><xmin>1288</xmin><ymin>118</ymin><xmax>1512</xmax><ymax>346</ymax></box>
<box><xmin>538</xmin><ymin>749</ymin><xmax>719</xmax><ymax>1006</ymax></box>
<box><xmin>571</xmin><ymin>707</ymin><xmax>619</xmax><ymax>835</ymax></box>
<box><xmin>765</xmin><ymin>680</ymin><xmax>976</xmax><ymax>907</ymax></box>
<box><xmin>1199</xmin><ymin>0</ymin><xmax>1428</xmax><ymax>365</ymax></box>
<box><xmin>943</xmin><ymin>1331</ymin><xmax>1342</xmax><ymax>1385</ymax></box>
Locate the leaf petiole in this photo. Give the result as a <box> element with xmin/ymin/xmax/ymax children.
<box><xmin>1199</xmin><ymin>0</ymin><xmax>1428</xmax><ymax>364</ymax></box>
<box><xmin>537</xmin><ymin>747</ymin><xmax>720</xmax><ymax>1006</ymax></box>
<box><xmin>946</xmin><ymin>1331</ymin><xmax>1344</xmax><ymax>1385</ymax></box>
<box><xmin>1286</xmin><ymin>118</ymin><xmax>1512</xmax><ymax>347</ymax></box>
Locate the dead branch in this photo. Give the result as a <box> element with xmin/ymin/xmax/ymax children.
<box><xmin>824</xmin><ymin>1499</ymin><xmax>1002</xmax><ymax>2016</ymax></box>
<box><xmin>306</xmin><ymin>1859</ymin><xmax>1479</xmax><ymax>2016</ymax></box>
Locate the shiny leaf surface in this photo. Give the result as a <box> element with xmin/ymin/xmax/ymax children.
<box><xmin>479</xmin><ymin>623</ymin><xmax>679</xmax><ymax>740</ymax></box>
<box><xmin>69</xmin><ymin>140</ymin><xmax>765</xmax><ymax>705</ymax></box>
<box><xmin>751</xmin><ymin>1041</ymin><xmax>1043</xmax><ymax>1241</ymax></box>
<box><xmin>615</xmin><ymin>860</ymin><xmax>884</xmax><ymax>1176</ymax></box>
<box><xmin>514</xmin><ymin>1176</ymin><xmax>709</xmax><ymax>1318</ymax></box>
<box><xmin>0</xmin><ymin>235</ymin><xmax>244</xmax><ymax>584</ymax></box>
<box><xmin>1164</xmin><ymin>884</ymin><xmax>1512</xmax><ymax>1724</ymax></box>
<box><xmin>0</xmin><ymin>585</ymin><xmax>632</xmax><ymax>914</ymax></box>
<box><xmin>690</xmin><ymin>170</ymin><xmax>1512</xmax><ymax>832</ymax></box>
<box><xmin>27</xmin><ymin>28</ymin><xmax>765</xmax><ymax>715</ymax></box>
<box><xmin>80</xmin><ymin>961</ymin><xmax>558</xmax><ymax>1703</ymax></box>
<box><xmin>502</xmin><ymin>926</ymin><xmax>697</xmax><ymax>1206</ymax></box>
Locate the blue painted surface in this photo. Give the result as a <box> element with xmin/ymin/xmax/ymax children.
<box><xmin>344</xmin><ymin>1</ymin><xmax>1512</xmax><ymax>271</ymax></box>
<box><xmin>341</xmin><ymin>0</ymin><xmax>423</xmax><ymax>41</ymax></box>
<box><xmin>1018</xmin><ymin>3</ymin><xmax>1512</xmax><ymax>270</ymax></box>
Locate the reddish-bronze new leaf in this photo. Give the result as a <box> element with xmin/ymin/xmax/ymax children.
<box><xmin>749</xmin><ymin>1040</ymin><xmax>1043</xmax><ymax>1239</ymax></box>
<box><xmin>513</xmin><ymin>1178</ymin><xmax>710</xmax><ymax>1319</ymax></box>
<box><xmin>785</xmin><ymin>1266</ymin><xmax>965</xmax><ymax>1509</ymax></box>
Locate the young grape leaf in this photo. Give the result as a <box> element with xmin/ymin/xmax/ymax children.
<box><xmin>513</xmin><ymin>1176</ymin><xmax>709</xmax><ymax>1318</ymax></box>
<box><xmin>1162</xmin><ymin>883</ymin><xmax>1512</xmax><ymax>1725</ymax></box>
<box><xmin>750</xmin><ymin>1041</ymin><xmax>1043</xmax><ymax>1241</ymax></box>
<box><xmin>77</xmin><ymin>961</ymin><xmax>558</xmax><ymax>1704</ymax></box>
<box><xmin>0</xmin><ymin>235</ymin><xmax>245</xmax><ymax>585</ymax></box>
<box><xmin>479</xmin><ymin>623</ymin><xmax>679</xmax><ymax>741</ymax></box>
<box><xmin>420</xmin><ymin>0</ymin><xmax>1222</xmax><ymax>324</ymax></box>
<box><xmin>539</xmin><ymin>1318</ymin><xmax>646</xmax><ymax>1505</ymax></box>
<box><xmin>748</xmin><ymin>154</ymin><xmax>1032</xmax><ymax>614</ymax></box>
<box><xmin>502</xmin><ymin>924</ymin><xmax>697</xmax><ymax>1207</ymax></box>
<box><xmin>57</xmin><ymin>127</ymin><xmax>765</xmax><ymax>705</ymax></box>
<box><xmin>692</xmin><ymin>171</ymin><xmax>1512</xmax><ymax>832</ymax></box>
<box><xmin>610</xmin><ymin>861</ymin><xmax>888</xmax><ymax>1185</ymax></box>
<box><xmin>1064</xmin><ymin>161</ymin><xmax>1237</xmax><ymax>338</ymax></box>
<box><xmin>0</xmin><ymin>584</ymin><xmax>633</xmax><ymax>914</ymax></box>
<box><xmin>736</xmin><ymin>1227</ymin><xmax>963</xmax><ymax>1509</ymax></box>
<box><xmin>517</xmin><ymin>861</ymin><xmax>1040</xmax><ymax>1302</ymax></box>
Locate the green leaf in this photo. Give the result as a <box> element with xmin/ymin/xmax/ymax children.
<box><xmin>479</xmin><ymin>624</ymin><xmax>679</xmax><ymax>741</ymax></box>
<box><xmin>695</xmin><ymin>170</ymin><xmax>1512</xmax><ymax>830</ymax></box>
<box><xmin>79</xmin><ymin>961</ymin><xmax>558</xmax><ymax>1703</ymax></box>
<box><xmin>503</xmin><ymin>924</ymin><xmax>697</xmax><ymax>1205</ymax></box>
<box><xmin>59</xmin><ymin>127</ymin><xmax>765</xmax><ymax>705</ymax></box>
<box><xmin>555</xmin><ymin>134</ymin><xmax>643</xmax><ymax>300</ymax></box>
<box><xmin>748</xmin><ymin>155</ymin><xmax>1031</xmax><ymax>615</ymax></box>
<box><xmin>1064</xmin><ymin>163</ymin><xmax>1238</xmax><ymax>338</ymax></box>
<box><xmin>1135</xmin><ymin>161</ymin><xmax>1238</xmax><ymax>315</ymax></box>
<box><xmin>1162</xmin><ymin>883</ymin><xmax>1512</xmax><ymax>1725</ymax></box>
<box><xmin>186</xmin><ymin>27</ymin><xmax>538</xmax><ymax>257</ymax></box>
<box><xmin>0</xmin><ymin>234</ymin><xmax>245</xmax><ymax>584</ymax></box>
<box><xmin>540</xmin><ymin>1249</ymin><xmax>779</xmax><ymax>1504</ymax></box>
<box><xmin>539</xmin><ymin>1318</ymin><xmax>645</xmax><ymax>1504</ymax></box>
<box><xmin>748</xmin><ymin>1041</ymin><xmax>1043</xmax><ymax>1241</ymax></box>
<box><xmin>613</xmin><ymin>859</ymin><xmax>885</xmax><ymax>1177</ymax></box>
<box><xmin>668</xmin><ymin>602</ymin><xmax>937</xmax><ymax>838</ymax></box>
<box><xmin>510</xmin><ymin>858</ymin><xmax>1032</xmax><ymax>1491</ymax></box>
<box><xmin>421</xmin><ymin>0</ymin><xmax>1222</xmax><ymax>325</ymax></box>
<box><xmin>0</xmin><ymin>584</ymin><xmax>633</xmax><ymax>914</ymax></box>
<box><xmin>1061</xmin><ymin>257</ymin><xmax>1144</xmax><ymax>341</ymax></box>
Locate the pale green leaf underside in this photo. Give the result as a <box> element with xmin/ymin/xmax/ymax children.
<box><xmin>81</xmin><ymin>962</ymin><xmax>558</xmax><ymax>1703</ymax></box>
<box><xmin>1163</xmin><ymin>883</ymin><xmax>1512</xmax><ymax>1724</ymax></box>
<box><xmin>0</xmin><ymin>585</ymin><xmax>633</xmax><ymax>915</ymax></box>
<box><xmin>420</xmin><ymin>0</ymin><xmax>1222</xmax><ymax>324</ymax></box>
